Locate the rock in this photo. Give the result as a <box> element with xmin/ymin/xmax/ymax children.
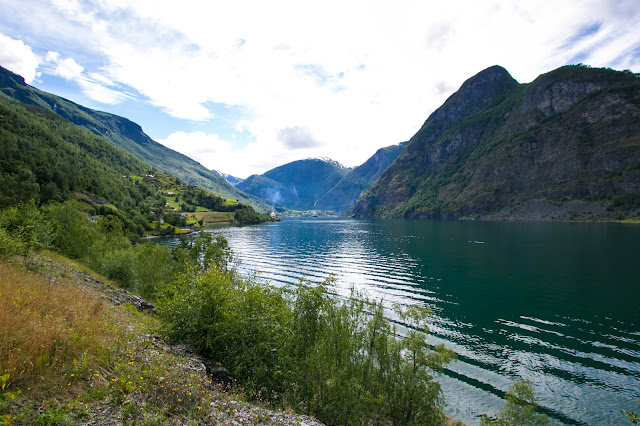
<box><xmin>202</xmin><ymin>361</ymin><xmax>234</xmax><ymax>388</ymax></box>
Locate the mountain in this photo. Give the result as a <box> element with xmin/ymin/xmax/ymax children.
<box><xmin>214</xmin><ymin>170</ymin><xmax>243</xmax><ymax>185</ymax></box>
<box><xmin>351</xmin><ymin>65</ymin><xmax>640</xmax><ymax>219</ymax></box>
<box><xmin>0</xmin><ymin>88</ymin><xmax>162</xmax><ymax>234</ymax></box>
<box><xmin>0</xmin><ymin>65</ymin><xmax>268</xmax><ymax>211</ymax></box>
<box><xmin>314</xmin><ymin>142</ymin><xmax>407</xmax><ymax>213</ymax></box>
<box><xmin>236</xmin><ymin>158</ymin><xmax>350</xmax><ymax>210</ymax></box>
<box><xmin>0</xmin><ymin>89</ymin><xmax>271</xmax><ymax>231</ymax></box>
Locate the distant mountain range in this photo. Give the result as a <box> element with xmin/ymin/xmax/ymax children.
<box><xmin>236</xmin><ymin>146</ymin><xmax>406</xmax><ymax>213</ymax></box>
<box><xmin>0</xmin><ymin>66</ymin><xmax>269</xmax><ymax>212</ymax></box>
<box><xmin>351</xmin><ymin>65</ymin><xmax>640</xmax><ymax>219</ymax></box>
<box><xmin>314</xmin><ymin>143</ymin><xmax>407</xmax><ymax>212</ymax></box>
<box><xmin>236</xmin><ymin>158</ymin><xmax>350</xmax><ymax>211</ymax></box>
<box><xmin>214</xmin><ymin>170</ymin><xmax>243</xmax><ymax>185</ymax></box>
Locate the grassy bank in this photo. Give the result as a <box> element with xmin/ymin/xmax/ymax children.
<box><xmin>0</xmin><ymin>255</ymin><xmax>322</xmax><ymax>425</ymax></box>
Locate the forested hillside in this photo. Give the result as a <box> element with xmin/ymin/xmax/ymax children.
<box><xmin>0</xmin><ymin>93</ymin><xmax>271</xmax><ymax>235</ymax></box>
<box><xmin>0</xmin><ymin>66</ymin><xmax>269</xmax><ymax>211</ymax></box>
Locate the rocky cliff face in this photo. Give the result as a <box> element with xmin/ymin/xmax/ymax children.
<box><xmin>351</xmin><ymin>65</ymin><xmax>640</xmax><ymax>219</ymax></box>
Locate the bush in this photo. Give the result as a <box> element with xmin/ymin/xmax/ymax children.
<box><xmin>46</xmin><ymin>201</ymin><xmax>98</xmax><ymax>260</ymax></box>
<box><xmin>158</xmin><ymin>263</ymin><xmax>456</xmax><ymax>425</ymax></box>
<box><xmin>133</xmin><ymin>243</ymin><xmax>175</xmax><ymax>299</ymax></box>
<box><xmin>0</xmin><ymin>201</ymin><xmax>55</xmax><ymax>262</ymax></box>
<box><xmin>481</xmin><ymin>379</ymin><xmax>550</xmax><ymax>425</ymax></box>
<box><xmin>103</xmin><ymin>248</ymin><xmax>138</xmax><ymax>289</ymax></box>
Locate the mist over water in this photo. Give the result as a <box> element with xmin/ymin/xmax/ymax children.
<box><xmin>158</xmin><ymin>218</ymin><xmax>640</xmax><ymax>425</ymax></box>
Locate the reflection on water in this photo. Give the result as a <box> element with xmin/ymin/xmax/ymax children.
<box><xmin>156</xmin><ymin>218</ymin><xmax>640</xmax><ymax>425</ymax></box>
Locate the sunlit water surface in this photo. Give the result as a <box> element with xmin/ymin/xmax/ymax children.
<box><xmin>156</xmin><ymin>218</ymin><xmax>639</xmax><ymax>425</ymax></box>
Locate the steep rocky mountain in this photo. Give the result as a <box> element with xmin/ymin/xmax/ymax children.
<box><xmin>0</xmin><ymin>66</ymin><xmax>268</xmax><ymax>211</ymax></box>
<box><xmin>236</xmin><ymin>158</ymin><xmax>350</xmax><ymax>210</ymax></box>
<box><xmin>314</xmin><ymin>142</ymin><xmax>407</xmax><ymax>213</ymax></box>
<box><xmin>351</xmin><ymin>65</ymin><xmax>640</xmax><ymax>219</ymax></box>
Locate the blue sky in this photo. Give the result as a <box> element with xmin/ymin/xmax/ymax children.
<box><xmin>1</xmin><ymin>0</ymin><xmax>639</xmax><ymax>178</ymax></box>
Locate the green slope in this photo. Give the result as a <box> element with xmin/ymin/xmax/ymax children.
<box><xmin>0</xmin><ymin>66</ymin><xmax>268</xmax><ymax>212</ymax></box>
<box><xmin>0</xmin><ymin>91</ymin><xmax>271</xmax><ymax>234</ymax></box>
<box><xmin>351</xmin><ymin>65</ymin><xmax>640</xmax><ymax>219</ymax></box>
<box><xmin>0</xmin><ymin>91</ymin><xmax>161</xmax><ymax>234</ymax></box>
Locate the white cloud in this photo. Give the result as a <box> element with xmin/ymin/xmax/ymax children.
<box><xmin>53</xmin><ymin>57</ymin><xmax>84</xmax><ymax>80</ymax></box>
<box><xmin>0</xmin><ymin>33</ymin><xmax>39</xmax><ymax>83</ymax></box>
<box><xmin>157</xmin><ymin>130</ymin><xmax>330</xmax><ymax>179</ymax></box>
<box><xmin>42</xmin><ymin>50</ymin><xmax>126</xmax><ymax>104</ymax></box>
<box><xmin>157</xmin><ymin>131</ymin><xmax>233</xmax><ymax>170</ymax></box>
<box><xmin>1</xmin><ymin>0</ymin><xmax>639</xmax><ymax>177</ymax></box>
<box><xmin>277</xmin><ymin>126</ymin><xmax>321</xmax><ymax>150</ymax></box>
<box><xmin>76</xmin><ymin>78</ymin><xmax>126</xmax><ymax>105</ymax></box>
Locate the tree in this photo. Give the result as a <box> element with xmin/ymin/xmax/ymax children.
<box><xmin>0</xmin><ymin>166</ymin><xmax>40</xmax><ymax>207</ymax></box>
<box><xmin>0</xmin><ymin>201</ymin><xmax>54</xmax><ymax>262</ymax></box>
<box><xmin>481</xmin><ymin>379</ymin><xmax>551</xmax><ymax>425</ymax></box>
<box><xmin>134</xmin><ymin>243</ymin><xmax>175</xmax><ymax>299</ymax></box>
<box><xmin>45</xmin><ymin>201</ymin><xmax>98</xmax><ymax>260</ymax></box>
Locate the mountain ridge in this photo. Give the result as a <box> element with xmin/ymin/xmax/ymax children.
<box><xmin>236</xmin><ymin>158</ymin><xmax>350</xmax><ymax>210</ymax></box>
<box><xmin>314</xmin><ymin>142</ymin><xmax>407</xmax><ymax>213</ymax></box>
<box><xmin>0</xmin><ymin>65</ymin><xmax>269</xmax><ymax>212</ymax></box>
<box><xmin>351</xmin><ymin>64</ymin><xmax>640</xmax><ymax>219</ymax></box>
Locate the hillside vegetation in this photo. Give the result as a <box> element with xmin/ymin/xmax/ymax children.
<box><xmin>352</xmin><ymin>65</ymin><xmax>640</xmax><ymax>220</ymax></box>
<box><xmin>0</xmin><ymin>66</ymin><xmax>269</xmax><ymax>212</ymax></box>
<box><xmin>0</xmin><ymin>197</ymin><xmax>463</xmax><ymax>425</ymax></box>
<box><xmin>0</xmin><ymin>92</ymin><xmax>271</xmax><ymax>239</ymax></box>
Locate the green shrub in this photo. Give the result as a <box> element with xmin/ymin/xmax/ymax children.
<box><xmin>133</xmin><ymin>243</ymin><xmax>175</xmax><ymax>299</ymax></box>
<box><xmin>158</xmin><ymin>263</ymin><xmax>456</xmax><ymax>425</ymax></box>
<box><xmin>481</xmin><ymin>379</ymin><xmax>550</xmax><ymax>425</ymax></box>
<box><xmin>0</xmin><ymin>201</ymin><xmax>54</xmax><ymax>260</ymax></box>
<box><xmin>103</xmin><ymin>248</ymin><xmax>138</xmax><ymax>289</ymax></box>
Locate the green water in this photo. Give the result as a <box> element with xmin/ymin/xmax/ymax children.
<box><xmin>158</xmin><ymin>218</ymin><xmax>640</xmax><ymax>424</ymax></box>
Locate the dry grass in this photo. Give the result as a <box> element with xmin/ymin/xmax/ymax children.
<box><xmin>0</xmin><ymin>260</ymin><xmax>114</xmax><ymax>390</ymax></box>
<box><xmin>0</xmin><ymin>256</ymin><xmax>321</xmax><ymax>425</ymax></box>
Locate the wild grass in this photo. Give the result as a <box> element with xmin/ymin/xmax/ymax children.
<box><xmin>0</xmin><ymin>260</ymin><xmax>113</xmax><ymax>391</ymax></box>
<box><xmin>0</xmin><ymin>257</ymin><xmax>299</xmax><ymax>425</ymax></box>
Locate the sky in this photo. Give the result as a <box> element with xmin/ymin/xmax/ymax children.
<box><xmin>1</xmin><ymin>1</ymin><xmax>639</xmax><ymax>179</ymax></box>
